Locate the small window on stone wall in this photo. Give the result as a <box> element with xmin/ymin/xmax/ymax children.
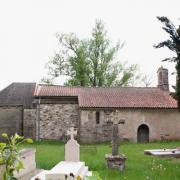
<box><xmin>96</xmin><ymin>111</ymin><xmax>100</xmax><ymax>124</ymax></box>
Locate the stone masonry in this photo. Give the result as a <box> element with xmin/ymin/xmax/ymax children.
<box><xmin>80</xmin><ymin>108</ymin><xmax>180</xmax><ymax>143</ymax></box>
<box><xmin>39</xmin><ymin>104</ymin><xmax>79</xmax><ymax>140</ymax></box>
<box><xmin>80</xmin><ymin>110</ymin><xmax>113</xmax><ymax>143</ymax></box>
<box><xmin>24</xmin><ymin>109</ymin><xmax>36</xmax><ymax>139</ymax></box>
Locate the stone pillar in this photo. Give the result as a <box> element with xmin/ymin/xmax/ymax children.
<box><xmin>105</xmin><ymin>123</ymin><xmax>126</xmax><ymax>171</ymax></box>
<box><xmin>36</xmin><ymin>103</ymin><xmax>40</xmax><ymax>141</ymax></box>
<box><xmin>112</xmin><ymin>124</ymin><xmax>119</xmax><ymax>156</ymax></box>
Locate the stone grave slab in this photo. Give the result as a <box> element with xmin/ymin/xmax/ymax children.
<box><xmin>15</xmin><ymin>148</ymin><xmax>36</xmax><ymax>178</ymax></box>
<box><xmin>31</xmin><ymin>161</ymin><xmax>91</xmax><ymax>180</ymax></box>
<box><xmin>144</xmin><ymin>148</ymin><xmax>180</xmax><ymax>158</ymax></box>
<box><xmin>46</xmin><ymin>161</ymin><xmax>90</xmax><ymax>179</ymax></box>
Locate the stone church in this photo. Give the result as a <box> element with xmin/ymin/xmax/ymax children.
<box><xmin>0</xmin><ymin>67</ymin><xmax>179</xmax><ymax>143</ymax></box>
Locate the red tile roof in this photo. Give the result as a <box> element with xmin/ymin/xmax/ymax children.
<box><xmin>34</xmin><ymin>85</ymin><xmax>177</xmax><ymax>109</ymax></box>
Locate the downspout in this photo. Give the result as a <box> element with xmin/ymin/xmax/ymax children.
<box><xmin>36</xmin><ymin>97</ymin><xmax>41</xmax><ymax>141</ymax></box>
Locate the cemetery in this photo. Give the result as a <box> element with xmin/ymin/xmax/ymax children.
<box><xmin>1</xmin><ymin>129</ymin><xmax>180</xmax><ymax>179</ymax></box>
<box><xmin>15</xmin><ymin>141</ymin><xmax>180</xmax><ymax>179</ymax></box>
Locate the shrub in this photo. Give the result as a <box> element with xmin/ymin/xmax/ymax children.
<box><xmin>0</xmin><ymin>133</ymin><xmax>33</xmax><ymax>180</ymax></box>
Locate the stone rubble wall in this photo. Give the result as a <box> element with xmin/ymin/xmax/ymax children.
<box><xmin>39</xmin><ymin>104</ymin><xmax>79</xmax><ymax>140</ymax></box>
<box><xmin>23</xmin><ymin>109</ymin><xmax>36</xmax><ymax>139</ymax></box>
<box><xmin>80</xmin><ymin>110</ymin><xmax>113</xmax><ymax>143</ymax></box>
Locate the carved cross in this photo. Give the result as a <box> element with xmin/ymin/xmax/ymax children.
<box><xmin>67</xmin><ymin>127</ymin><xmax>77</xmax><ymax>140</ymax></box>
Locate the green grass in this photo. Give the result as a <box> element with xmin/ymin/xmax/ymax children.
<box><xmin>22</xmin><ymin>141</ymin><xmax>180</xmax><ymax>180</ymax></box>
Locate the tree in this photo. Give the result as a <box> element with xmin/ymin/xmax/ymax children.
<box><xmin>42</xmin><ymin>20</ymin><xmax>140</xmax><ymax>87</ymax></box>
<box><xmin>141</xmin><ymin>74</ymin><xmax>153</xmax><ymax>87</ymax></box>
<box><xmin>154</xmin><ymin>16</ymin><xmax>180</xmax><ymax>111</ymax></box>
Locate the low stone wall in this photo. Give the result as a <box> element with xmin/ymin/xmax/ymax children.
<box><xmin>39</xmin><ymin>104</ymin><xmax>79</xmax><ymax>140</ymax></box>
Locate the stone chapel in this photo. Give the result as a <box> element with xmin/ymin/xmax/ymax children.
<box><xmin>0</xmin><ymin>67</ymin><xmax>179</xmax><ymax>143</ymax></box>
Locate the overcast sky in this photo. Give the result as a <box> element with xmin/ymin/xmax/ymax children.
<box><xmin>0</xmin><ymin>0</ymin><xmax>179</xmax><ymax>90</ymax></box>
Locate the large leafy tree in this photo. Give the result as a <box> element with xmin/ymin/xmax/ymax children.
<box><xmin>42</xmin><ymin>20</ymin><xmax>140</xmax><ymax>87</ymax></box>
<box><xmin>154</xmin><ymin>16</ymin><xmax>180</xmax><ymax>111</ymax></box>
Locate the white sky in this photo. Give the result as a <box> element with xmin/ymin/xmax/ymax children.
<box><xmin>0</xmin><ymin>0</ymin><xmax>179</xmax><ymax>90</ymax></box>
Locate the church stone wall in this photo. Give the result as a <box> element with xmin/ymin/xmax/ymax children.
<box><xmin>80</xmin><ymin>109</ymin><xmax>180</xmax><ymax>143</ymax></box>
<box><xmin>39</xmin><ymin>104</ymin><xmax>79</xmax><ymax>140</ymax></box>
<box><xmin>80</xmin><ymin>110</ymin><xmax>113</xmax><ymax>143</ymax></box>
<box><xmin>23</xmin><ymin>109</ymin><xmax>36</xmax><ymax>139</ymax></box>
<box><xmin>114</xmin><ymin>109</ymin><xmax>180</xmax><ymax>142</ymax></box>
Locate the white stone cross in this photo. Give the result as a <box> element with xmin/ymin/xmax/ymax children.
<box><xmin>65</xmin><ymin>127</ymin><xmax>79</xmax><ymax>162</ymax></box>
<box><xmin>67</xmin><ymin>127</ymin><xmax>77</xmax><ymax>140</ymax></box>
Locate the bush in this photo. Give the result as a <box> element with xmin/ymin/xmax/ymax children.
<box><xmin>0</xmin><ymin>133</ymin><xmax>33</xmax><ymax>180</ymax></box>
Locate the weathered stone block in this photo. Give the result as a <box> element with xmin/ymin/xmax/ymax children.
<box><xmin>105</xmin><ymin>154</ymin><xmax>126</xmax><ymax>171</ymax></box>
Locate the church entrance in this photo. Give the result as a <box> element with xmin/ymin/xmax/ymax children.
<box><xmin>137</xmin><ymin>124</ymin><xmax>149</xmax><ymax>143</ymax></box>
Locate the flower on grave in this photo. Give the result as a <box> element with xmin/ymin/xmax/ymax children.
<box><xmin>77</xmin><ymin>176</ymin><xmax>82</xmax><ymax>180</ymax></box>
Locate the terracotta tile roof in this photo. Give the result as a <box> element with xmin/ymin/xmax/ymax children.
<box><xmin>34</xmin><ymin>85</ymin><xmax>177</xmax><ymax>109</ymax></box>
<box><xmin>34</xmin><ymin>85</ymin><xmax>81</xmax><ymax>97</ymax></box>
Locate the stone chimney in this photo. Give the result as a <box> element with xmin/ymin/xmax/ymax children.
<box><xmin>157</xmin><ymin>66</ymin><xmax>169</xmax><ymax>91</ymax></box>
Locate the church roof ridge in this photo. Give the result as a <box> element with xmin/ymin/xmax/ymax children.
<box><xmin>37</xmin><ymin>84</ymin><xmax>158</xmax><ymax>89</ymax></box>
<box><xmin>34</xmin><ymin>84</ymin><xmax>177</xmax><ymax>109</ymax></box>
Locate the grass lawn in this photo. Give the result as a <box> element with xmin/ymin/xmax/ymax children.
<box><xmin>23</xmin><ymin>141</ymin><xmax>180</xmax><ymax>180</ymax></box>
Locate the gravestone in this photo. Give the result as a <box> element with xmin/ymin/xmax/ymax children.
<box><xmin>65</xmin><ymin>127</ymin><xmax>79</xmax><ymax>162</ymax></box>
<box><xmin>105</xmin><ymin>123</ymin><xmax>126</xmax><ymax>171</ymax></box>
<box><xmin>31</xmin><ymin>127</ymin><xmax>92</xmax><ymax>180</ymax></box>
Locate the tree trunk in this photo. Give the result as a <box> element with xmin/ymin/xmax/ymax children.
<box><xmin>176</xmin><ymin>58</ymin><xmax>180</xmax><ymax>111</ymax></box>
